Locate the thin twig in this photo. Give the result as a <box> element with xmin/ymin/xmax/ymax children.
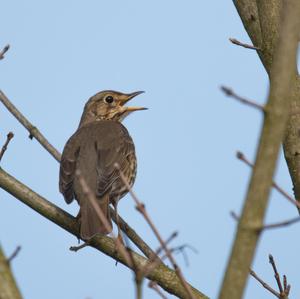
<box><xmin>149</xmin><ymin>281</ymin><xmax>168</xmax><ymax>299</ymax></box>
<box><xmin>263</xmin><ymin>216</ymin><xmax>300</xmax><ymax>229</ymax></box>
<box><xmin>7</xmin><ymin>246</ymin><xmax>21</xmax><ymax>264</ymax></box>
<box><xmin>269</xmin><ymin>255</ymin><xmax>284</xmax><ymax>295</ymax></box>
<box><xmin>230</xmin><ymin>211</ymin><xmax>300</xmax><ymax>230</ymax></box>
<box><xmin>69</xmin><ymin>242</ymin><xmax>89</xmax><ymax>252</ymax></box>
<box><xmin>229</xmin><ymin>38</ymin><xmax>261</xmax><ymax>50</ymax></box>
<box><xmin>250</xmin><ymin>255</ymin><xmax>290</xmax><ymax>299</ymax></box>
<box><xmin>237</xmin><ymin>151</ymin><xmax>300</xmax><ymax>210</ymax></box>
<box><xmin>268</xmin><ymin>255</ymin><xmax>290</xmax><ymax>298</ymax></box>
<box><xmin>167</xmin><ymin>244</ymin><xmax>198</xmax><ymax>267</ymax></box>
<box><xmin>155</xmin><ymin>231</ymin><xmax>178</xmax><ymax>256</ymax></box>
<box><xmin>140</xmin><ymin>231</ymin><xmax>179</xmax><ymax>278</ymax></box>
<box><xmin>0</xmin><ymin>132</ymin><xmax>14</xmax><ymax>162</ymax></box>
<box><xmin>0</xmin><ymin>90</ymin><xmax>61</xmax><ymax>162</ymax></box>
<box><xmin>110</xmin><ymin>207</ymin><xmax>160</xmax><ymax>261</ymax></box>
<box><xmin>221</xmin><ymin>86</ymin><xmax>264</xmax><ymax>111</ymax></box>
<box><xmin>0</xmin><ymin>44</ymin><xmax>10</xmax><ymax>60</ymax></box>
<box><xmin>115</xmin><ymin>163</ymin><xmax>196</xmax><ymax>299</ymax></box>
<box><xmin>250</xmin><ymin>269</ymin><xmax>281</xmax><ymax>298</ymax></box>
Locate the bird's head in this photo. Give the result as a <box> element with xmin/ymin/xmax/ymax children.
<box><xmin>79</xmin><ymin>90</ymin><xmax>146</xmax><ymax>127</ymax></box>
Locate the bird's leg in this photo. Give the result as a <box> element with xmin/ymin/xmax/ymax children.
<box><xmin>112</xmin><ymin>199</ymin><xmax>124</xmax><ymax>246</ymax></box>
<box><xmin>75</xmin><ymin>209</ymin><xmax>82</xmax><ymax>243</ymax></box>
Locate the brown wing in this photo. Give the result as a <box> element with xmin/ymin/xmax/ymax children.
<box><xmin>59</xmin><ymin>132</ymin><xmax>81</xmax><ymax>204</ymax></box>
<box><xmin>95</xmin><ymin>124</ymin><xmax>135</xmax><ymax>198</ymax></box>
<box><xmin>59</xmin><ymin>121</ymin><xmax>135</xmax><ymax>204</ymax></box>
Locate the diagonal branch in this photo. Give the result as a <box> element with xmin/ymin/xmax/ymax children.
<box><xmin>219</xmin><ymin>2</ymin><xmax>300</xmax><ymax>299</ymax></box>
<box><xmin>220</xmin><ymin>86</ymin><xmax>264</xmax><ymax>111</ymax></box>
<box><xmin>0</xmin><ymin>167</ymin><xmax>208</xmax><ymax>299</ymax></box>
<box><xmin>0</xmin><ymin>90</ymin><xmax>61</xmax><ymax>162</ymax></box>
<box><xmin>116</xmin><ymin>165</ymin><xmax>196</xmax><ymax>299</ymax></box>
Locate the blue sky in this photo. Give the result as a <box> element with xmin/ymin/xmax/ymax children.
<box><xmin>1</xmin><ymin>1</ymin><xmax>299</xmax><ymax>298</ymax></box>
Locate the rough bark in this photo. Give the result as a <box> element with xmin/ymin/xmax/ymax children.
<box><xmin>219</xmin><ymin>1</ymin><xmax>300</xmax><ymax>299</ymax></box>
<box><xmin>234</xmin><ymin>0</ymin><xmax>300</xmax><ymax>205</ymax></box>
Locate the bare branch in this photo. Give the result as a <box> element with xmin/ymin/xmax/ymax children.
<box><xmin>237</xmin><ymin>151</ymin><xmax>300</xmax><ymax>210</ymax></box>
<box><xmin>263</xmin><ymin>217</ymin><xmax>300</xmax><ymax>230</ymax></box>
<box><xmin>0</xmin><ymin>132</ymin><xmax>14</xmax><ymax>162</ymax></box>
<box><xmin>250</xmin><ymin>255</ymin><xmax>290</xmax><ymax>299</ymax></box>
<box><xmin>115</xmin><ymin>163</ymin><xmax>196</xmax><ymax>299</ymax></box>
<box><xmin>167</xmin><ymin>244</ymin><xmax>198</xmax><ymax>267</ymax></box>
<box><xmin>221</xmin><ymin>86</ymin><xmax>264</xmax><ymax>111</ymax></box>
<box><xmin>250</xmin><ymin>269</ymin><xmax>280</xmax><ymax>298</ymax></box>
<box><xmin>110</xmin><ymin>208</ymin><xmax>160</xmax><ymax>261</ymax></box>
<box><xmin>219</xmin><ymin>2</ymin><xmax>300</xmax><ymax>298</ymax></box>
<box><xmin>140</xmin><ymin>232</ymin><xmax>179</xmax><ymax>278</ymax></box>
<box><xmin>0</xmin><ymin>44</ymin><xmax>10</xmax><ymax>60</ymax></box>
<box><xmin>0</xmin><ymin>90</ymin><xmax>61</xmax><ymax>162</ymax></box>
<box><xmin>0</xmin><ymin>167</ymin><xmax>208</xmax><ymax>299</ymax></box>
<box><xmin>155</xmin><ymin>231</ymin><xmax>178</xmax><ymax>256</ymax></box>
<box><xmin>269</xmin><ymin>255</ymin><xmax>285</xmax><ymax>296</ymax></box>
<box><xmin>231</xmin><ymin>210</ymin><xmax>300</xmax><ymax>230</ymax></box>
<box><xmin>229</xmin><ymin>38</ymin><xmax>260</xmax><ymax>50</ymax></box>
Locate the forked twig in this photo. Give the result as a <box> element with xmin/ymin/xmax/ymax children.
<box><xmin>250</xmin><ymin>255</ymin><xmax>290</xmax><ymax>298</ymax></box>
<box><xmin>250</xmin><ymin>269</ymin><xmax>281</xmax><ymax>298</ymax></box>
<box><xmin>167</xmin><ymin>244</ymin><xmax>198</xmax><ymax>267</ymax></box>
<box><xmin>140</xmin><ymin>231</ymin><xmax>179</xmax><ymax>278</ymax></box>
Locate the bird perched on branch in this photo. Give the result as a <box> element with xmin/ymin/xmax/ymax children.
<box><xmin>59</xmin><ymin>90</ymin><xmax>146</xmax><ymax>240</ymax></box>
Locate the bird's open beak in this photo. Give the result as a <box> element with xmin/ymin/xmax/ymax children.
<box><xmin>120</xmin><ymin>91</ymin><xmax>147</xmax><ymax>112</ymax></box>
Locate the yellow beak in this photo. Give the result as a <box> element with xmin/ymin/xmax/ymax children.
<box><xmin>119</xmin><ymin>91</ymin><xmax>147</xmax><ymax>112</ymax></box>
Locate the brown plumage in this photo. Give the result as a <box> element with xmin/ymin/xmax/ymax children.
<box><xmin>59</xmin><ymin>90</ymin><xmax>146</xmax><ymax>239</ymax></box>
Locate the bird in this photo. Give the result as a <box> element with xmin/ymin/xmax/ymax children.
<box><xmin>59</xmin><ymin>90</ymin><xmax>146</xmax><ymax>240</ymax></box>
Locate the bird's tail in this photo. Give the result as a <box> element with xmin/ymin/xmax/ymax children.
<box><xmin>79</xmin><ymin>194</ymin><xmax>112</xmax><ymax>240</ymax></box>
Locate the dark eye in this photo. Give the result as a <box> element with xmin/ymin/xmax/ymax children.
<box><xmin>105</xmin><ymin>96</ymin><xmax>114</xmax><ymax>104</ymax></box>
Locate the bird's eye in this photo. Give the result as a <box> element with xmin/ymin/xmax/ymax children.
<box><xmin>104</xmin><ymin>96</ymin><xmax>114</xmax><ymax>104</ymax></box>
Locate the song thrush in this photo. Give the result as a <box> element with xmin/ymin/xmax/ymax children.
<box><xmin>59</xmin><ymin>90</ymin><xmax>146</xmax><ymax>239</ymax></box>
